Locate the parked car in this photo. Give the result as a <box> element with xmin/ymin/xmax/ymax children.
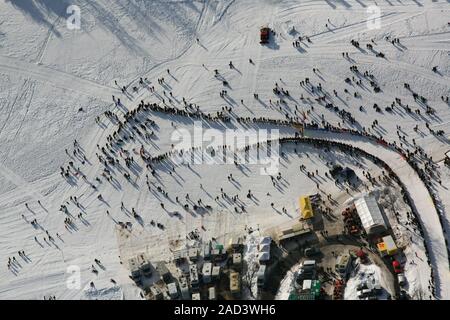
<box><xmin>356</xmin><ymin>281</ymin><xmax>368</xmax><ymax>291</ymax></box>
<box><xmin>392</xmin><ymin>260</ymin><xmax>402</xmax><ymax>274</ymax></box>
<box><xmin>357</xmin><ymin>288</ymin><xmax>373</xmax><ymax>299</ymax></box>
<box><xmin>260</xmin><ymin>27</ymin><xmax>270</xmax><ymax>44</ymax></box>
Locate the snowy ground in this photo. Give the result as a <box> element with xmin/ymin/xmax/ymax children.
<box><xmin>344</xmin><ymin>262</ymin><xmax>392</xmax><ymax>300</ymax></box>
<box><xmin>0</xmin><ymin>0</ymin><xmax>449</xmax><ymax>299</ymax></box>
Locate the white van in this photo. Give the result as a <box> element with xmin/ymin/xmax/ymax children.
<box><xmin>358</xmin><ymin>288</ymin><xmax>373</xmax><ymax>299</ymax></box>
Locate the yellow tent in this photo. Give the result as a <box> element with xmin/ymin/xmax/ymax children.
<box><xmin>300</xmin><ymin>196</ymin><xmax>314</xmax><ymax>219</ymax></box>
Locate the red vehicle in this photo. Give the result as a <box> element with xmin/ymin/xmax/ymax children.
<box><xmin>392</xmin><ymin>260</ymin><xmax>402</xmax><ymax>274</ymax></box>
<box><xmin>260</xmin><ymin>27</ymin><xmax>270</xmax><ymax>44</ymax></box>
<box><xmin>356</xmin><ymin>249</ymin><xmax>368</xmax><ymax>264</ymax></box>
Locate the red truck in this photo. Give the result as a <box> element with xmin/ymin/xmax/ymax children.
<box><xmin>260</xmin><ymin>27</ymin><xmax>270</xmax><ymax>44</ymax></box>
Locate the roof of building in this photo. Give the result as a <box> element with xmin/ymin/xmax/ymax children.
<box><xmin>302</xmin><ymin>279</ymin><xmax>312</xmax><ymax>290</ymax></box>
<box><xmin>377</xmin><ymin>235</ymin><xmax>398</xmax><ymax>255</ymax></box>
<box><xmin>212</xmin><ymin>266</ymin><xmax>221</xmax><ymax>276</ymax></box>
<box><xmin>354</xmin><ymin>196</ymin><xmax>386</xmax><ymax>234</ymax></box>
<box><xmin>336</xmin><ymin>254</ymin><xmax>351</xmax><ymax>268</ymax></box>
<box><xmin>299</xmin><ymin>196</ymin><xmax>314</xmax><ymax>219</ymax></box>
<box><xmin>168</xmin><ymin>282</ymin><xmax>177</xmax><ymax>294</ymax></box>
<box><xmin>278</xmin><ymin>227</ymin><xmax>311</xmax><ymax>242</ymax></box>
<box><xmin>203</xmin><ymin>262</ymin><xmax>212</xmax><ymax>274</ymax></box>
<box><xmin>230</xmin><ymin>272</ymin><xmax>240</xmax><ymax>292</ymax></box>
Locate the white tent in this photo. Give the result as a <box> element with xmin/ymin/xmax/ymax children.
<box><xmin>354</xmin><ymin>196</ymin><xmax>387</xmax><ymax>235</ymax></box>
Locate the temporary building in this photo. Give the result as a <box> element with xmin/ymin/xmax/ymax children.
<box><xmin>208</xmin><ymin>286</ymin><xmax>217</xmax><ymax>300</ymax></box>
<box><xmin>354</xmin><ymin>196</ymin><xmax>387</xmax><ymax>235</ymax></box>
<box><xmin>230</xmin><ymin>272</ymin><xmax>241</xmax><ymax>294</ymax></box>
<box><xmin>377</xmin><ymin>235</ymin><xmax>398</xmax><ymax>256</ymax></box>
<box><xmin>299</xmin><ymin>196</ymin><xmax>314</xmax><ymax>219</ymax></box>
<box><xmin>192</xmin><ymin>292</ymin><xmax>201</xmax><ymax>300</ymax></box>
<box><xmin>137</xmin><ymin>253</ymin><xmax>152</xmax><ymax>277</ymax></box>
<box><xmin>212</xmin><ymin>266</ymin><xmax>221</xmax><ymax>280</ymax></box>
<box><xmin>233</xmin><ymin>253</ymin><xmax>242</xmax><ymax>267</ymax></box>
<box><xmin>277</xmin><ymin>223</ymin><xmax>311</xmax><ymax>243</ymax></box>
<box><xmin>167</xmin><ymin>282</ymin><xmax>179</xmax><ymax>299</ymax></box>
<box><xmin>302</xmin><ymin>279</ymin><xmax>312</xmax><ymax>291</ymax></box>
<box><xmin>202</xmin><ymin>262</ymin><xmax>212</xmax><ymax>284</ymax></box>
<box><xmin>188</xmin><ymin>248</ymin><xmax>199</xmax><ymax>261</ymax></box>
<box><xmin>128</xmin><ymin>258</ymin><xmax>141</xmax><ymax>281</ymax></box>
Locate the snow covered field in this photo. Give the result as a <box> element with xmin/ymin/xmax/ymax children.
<box><xmin>0</xmin><ymin>0</ymin><xmax>449</xmax><ymax>300</ymax></box>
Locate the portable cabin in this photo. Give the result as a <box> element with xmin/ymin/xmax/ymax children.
<box><xmin>167</xmin><ymin>282</ymin><xmax>179</xmax><ymax>299</ymax></box>
<box><xmin>212</xmin><ymin>266</ymin><xmax>221</xmax><ymax>281</ymax></box>
<box><xmin>335</xmin><ymin>254</ymin><xmax>352</xmax><ymax>279</ymax></box>
<box><xmin>189</xmin><ymin>264</ymin><xmax>199</xmax><ymax>289</ymax></box>
<box><xmin>189</xmin><ymin>248</ymin><xmax>199</xmax><ymax>262</ymax></box>
<box><xmin>202</xmin><ymin>262</ymin><xmax>212</xmax><ymax>284</ymax></box>
<box><xmin>302</xmin><ymin>279</ymin><xmax>312</xmax><ymax>292</ymax></box>
<box><xmin>208</xmin><ymin>286</ymin><xmax>217</xmax><ymax>300</ymax></box>
<box><xmin>260</xmin><ymin>27</ymin><xmax>270</xmax><ymax>44</ymax></box>
<box><xmin>377</xmin><ymin>235</ymin><xmax>398</xmax><ymax>257</ymax></box>
<box><xmin>129</xmin><ymin>258</ymin><xmax>142</xmax><ymax>284</ymax></box>
<box><xmin>230</xmin><ymin>272</ymin><xmax>241</xmax><ymax>296</ymax></box>
<box><xmin>233</xmin><ymin>253</ymin><xmax>242</xmax><ymax>269</ymax></box>
<box><xmin>137</xmin><ymin>253</ymin><xmax>152</xmax><ymax>277</ymax></box>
